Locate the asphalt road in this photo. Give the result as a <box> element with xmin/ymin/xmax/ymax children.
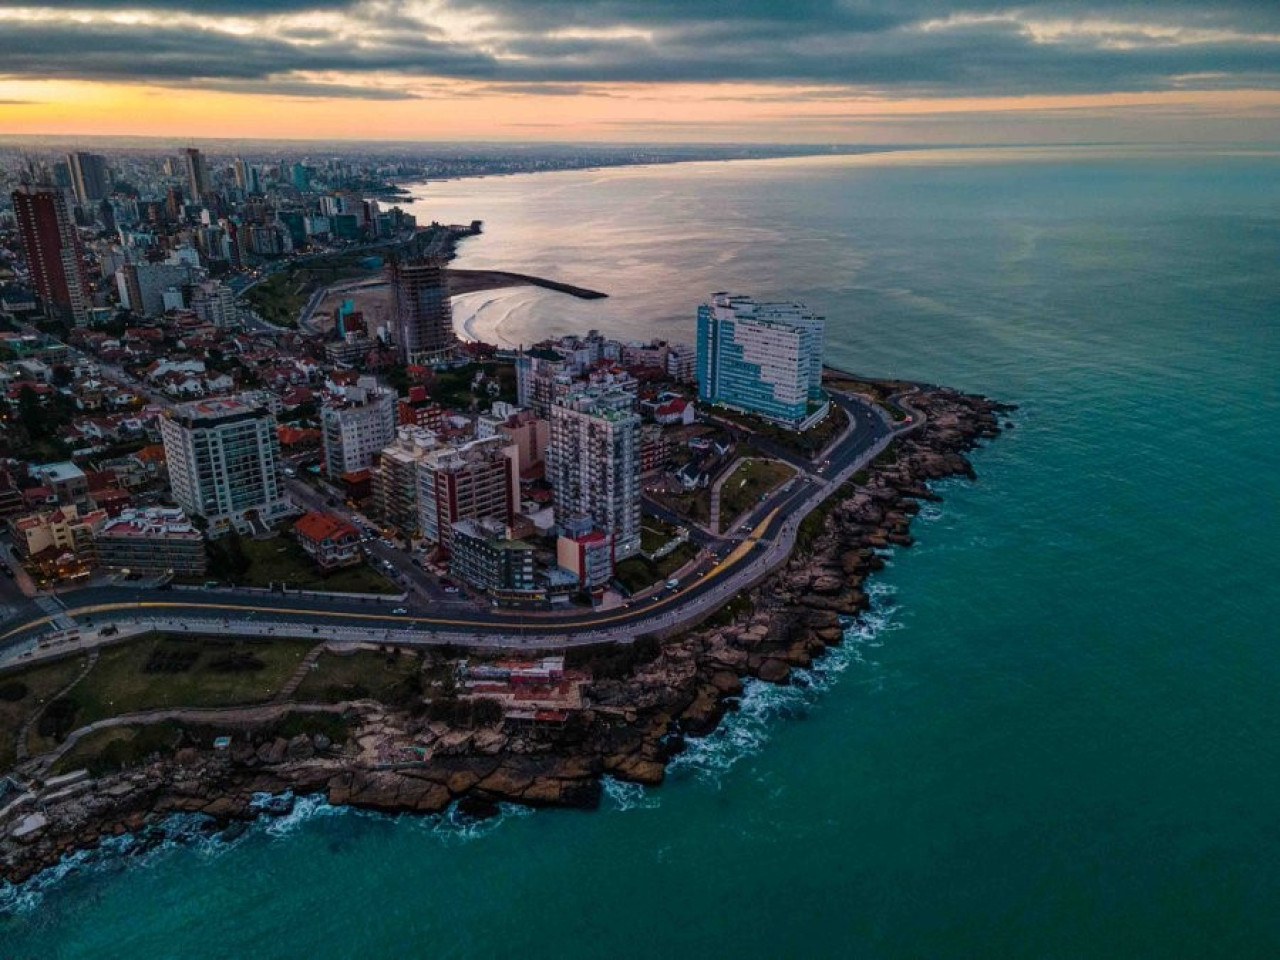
<box><xmin>0</xmin><ymin>390</ymin><xmax>904</xmax><ymax>664</ymax></box>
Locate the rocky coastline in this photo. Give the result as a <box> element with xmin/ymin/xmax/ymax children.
<box><xmin>0</xmin><ymin>384</ymin><xmax>1012</xmax><ymax>889</ymax></box>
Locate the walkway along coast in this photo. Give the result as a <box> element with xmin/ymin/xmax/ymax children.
<box><xmin>0</xmin><ymin>379</ymin><xmax>1012</xmax><ymax>886</ymax></box>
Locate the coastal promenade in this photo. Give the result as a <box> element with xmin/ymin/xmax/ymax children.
<box><xmin>0</xmin><ymin>389</ymin><xmax>915</xmax><ymax>671</ymax></box>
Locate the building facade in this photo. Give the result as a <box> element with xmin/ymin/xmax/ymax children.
<box><xmin>389</xmin><ymin>255</ymin><xmax>456</xmax><ymax>365</ymax></box>
<box><xmin>94</xmin><ymin>507</ymin><xmax>206</xmax><ymax>576</ymax></box>
<box><xmin>11</xmin><ymin>184</ymin><xmax>92</xmax><ymax>326</ymax></box>
<box><xmin>321</xmin><ymin>377</ymin><xmax>397</xmax><ymax>478</ymax></box>
<box><xmin>417</xmin><ymin>436</ymin><xmax>518</xmax><ymax>552</ymax></box>
<box><xmin>67</xmin><ymin>152</ymin><xmax>109</xmax><ymax>207</ymax></box>
<box><xmin>696</xmin><ymin>293</ymin><xmax>827</xmax><ymax>430</ymax></box>
<box><xmin>371</xmin><ymin>426</ymin><xmax>437</xmax><ymax>538</ymax></box>
<box><xmin>450</xmin><ymin>517</ymin><xmax>537</xmax><ymax>598</ymax></box>
<box><xmin>161</xmin><ymin>398</ymin><xmax>291</xmax><ymax>536</ymax></box>
<box><xmin>293</xmin><ymin>511</ymin><xmax>362</xmax><ymax>570</ymax></box>
<box><xmin>547</xmin><ymin>385</ymin><xmax>641</xmax><ymax>559</ymax></box>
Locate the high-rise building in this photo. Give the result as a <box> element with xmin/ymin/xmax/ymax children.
<box><xmin>390</xmin><ymin>255</ymin><xmax>456</xmax><ymax>365</ymax></box>
<box><xmin>372</xmin><ymin>426</ymin><xmax>438</xmax><ymax>538</ymax></box>
<box><xmin>11</xmin><ymin>184</ymin><xmax>92</xmax><ymax>326</ymax></box>
<box><xmin>191</xmin><ymin>280</ymin><xmax>239</xmax><ymax>328</ymax></box>
<box><xmin>232</xmin><ymin>158</ymin><xmax>261</xmax><ymax>194</ymax></box>
<box><xmin>67</xmin><ymin>152</ymin><xmax>109</xmax><ymax>206</ymax></box>
<box><xmin>320</xmin><ymin>377</ymin><xmax>398</xmax><ymax>478</ymax></box>
<box><xmin>116</xmin><ymin>261</ymin><xmax>192</xmax><ymax>317</ymax></box>
<box><xmin>417</xmin><ymin>436</ymin><xmax>518</xmax><ymax>553</ymax></box>
<box><xmin>183</xmin><ymin>147</ymin><xmax>210</xmax><ymax>202</ymax></box>
<box><xmin>161</xmin><ymin>398</ymin><xmax>291</xmax><ymax>537</ymax></box>
<box><xmin>547</xmin><ymin>385</ymin><xmax>641</xmax><ymax>560</ymax></box>
<box><xmin>696</xmin><ymin>292</ymin><xmax>827</xmax><ymax>430</ymax></box>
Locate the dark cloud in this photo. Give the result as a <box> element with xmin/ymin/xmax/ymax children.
<box><xmin>1</xmin><ymin>1</ymin><xmax>1278</xmax><ymax>101</ymax></box>
<box><xmin>34</xmin><ymin>0</ymin><xmax>362</xmax><ymax>10</ymax></box>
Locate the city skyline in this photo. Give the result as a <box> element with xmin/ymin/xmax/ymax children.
<box><xmin>0</xmin><ymin>1</ymin><xmax>1278</xmax><ymax>143</ymax></box>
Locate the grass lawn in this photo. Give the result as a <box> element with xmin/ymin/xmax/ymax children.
<box><xmin>653</xmin><ymin>488</ymin><xmax>711</xmax><ymax>526</ymax></box>
<box><xmin>242</xmin><ymin>251</ymin><xmax>390</xmax><ymax>327</ymax></box>
<box><xmin>719</xmin><ymin>459</ymin><xmax>797</xmax><ymax>532</ymax></box>
<box><xmin>27</xmin><ymin>634</ymin><xmax>313</xmax><ymax>753</ymax></box>
<box><xmin>208</xmin><ymin>532</ymin><xmax>398</xmax><ymax>594</ymax></box>
<box><xmin>711</xmin><ymin>402</ymin><xmax>849</xmax><ymax>460</ymax></box>
<box><xmin>49</xmin><ymin>712</ymin><xmax>354</xmax><ymax>777</ymax></box>
<box><xmin>615</xmin><ymin>540</ymin><xmax>699</xmax><ymax>594</ymax></box>
<box><xmin>294</xmin><ymin>648</ymin><xmax>422</xmax><ymax>705</ymax></box>
<box><xmin>0</xmin><ymin>654</ymin><xmax>87</xmax><ymax>775</ymax></box>
<box><xmin>640</xmin><ymin>517</ymin><xmax>682</xmax><ymax>555</ymax></box>
<box><xmin>50</xmin><ymin>722</ymin><xmax>183</xmax><ymax>777</ymax></box>
<box><xmin>824</xmin><ymin>376</ymin><xmax>914</xmax><ymax>420</ymax></box>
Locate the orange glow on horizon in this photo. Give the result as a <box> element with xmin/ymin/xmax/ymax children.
<box><xmin>2</xmin><ymin>80</ymin><xmax>1279</xmax><ymax>142</ymax></box>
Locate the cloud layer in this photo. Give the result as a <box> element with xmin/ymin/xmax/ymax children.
<box><xmin>2</xmin><ymin>0</ymin><xmax>1279</xmax><ymax>102</ymax></box>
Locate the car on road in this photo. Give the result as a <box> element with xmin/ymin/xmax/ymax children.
<box><xmin>666</xmin><ymin>578</ymin><xmax>680</xmax><ymax>590</ymax></box>
<box><xmin>391</xmin><ymin>607</ymin><xmax>407</xmax><ymax>614</ymax></box>
<box><xmin>443</xmin><ymin>586</ymin><xmax>459</xmax><ymax>594</ymax></box>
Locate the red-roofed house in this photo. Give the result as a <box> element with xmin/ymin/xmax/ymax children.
<box><xmin>293</xmin><ymin>511</ymin><xmax>362</xmax><ymax>570</ymax></box>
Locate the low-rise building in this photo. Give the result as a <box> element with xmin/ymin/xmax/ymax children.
<box><xmin>293</xmin><ymin>511</ymin><xmax>363</xmax><ymax>570</ymax></box>
<box><xmin>32</xmin><ymin>461</ymin><xmax>90</xmax><ymax>510</ymax></box>
<box><xmin>556</xmin><ymin>528</ymin><xmax>614</xmax><ymax>591</ymax></box>
<box><xmin>94</xmin><ymin>507</ymin><xmax>206</xmax><ymax>576</ymax></box>
<box><xmin>12</xmin><ymin>504</ymin><xmax>106</xmax><ymax>560</ymax></box>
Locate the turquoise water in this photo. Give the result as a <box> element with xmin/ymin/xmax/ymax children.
<box><xmin>6</xmin><ymin>146</ymin><xmax>1280</xmax><ymax>958</ymax></box>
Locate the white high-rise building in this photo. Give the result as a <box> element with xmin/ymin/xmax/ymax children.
<box><xmin>161</xmin><ymin>398</ymin><xmax>291</xmax><ymax>537</ymax></box>
<box><xmin>696</xmin><ymin>293</ymin><xmax>827</xmax><ymax>430</ymax></box>
<box><xmin>547</xmin><ymin>384</ymin><xmax>641</xmax><ymax>560</ymax></box>
<box><xmin>191</xmin><ymin>280</ymin><xmax>239</xmax><ymax>328</ymax></box>
<box><xmin>320</xmin><ymin>376</ymin><xmax>397</xmax><ymax>478</ymax></box>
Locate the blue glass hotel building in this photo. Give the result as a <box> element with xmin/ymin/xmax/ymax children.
<box><xmin>696</xmin><ymin>293</ymin><xmax>827</xmax><ymax>430</ymax></box>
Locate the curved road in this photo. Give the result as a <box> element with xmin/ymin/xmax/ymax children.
<box><xmin>0</xmin><ymin>391</ymin><xmax>914</xmax><ymax>668</ymax></box>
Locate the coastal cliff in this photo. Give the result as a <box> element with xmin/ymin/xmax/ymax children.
<box><xmin>0</xmin><ymin>385</ymin><xmax>1011</xmax><ymax>887</ymax></box>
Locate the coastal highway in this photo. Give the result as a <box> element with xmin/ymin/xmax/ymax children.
<box><xmin>0</xmin><ymin>391</ymin><xmax>909</xmax><ymax>668</ymax></box>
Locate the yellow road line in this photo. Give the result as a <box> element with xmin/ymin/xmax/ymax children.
<box><xmin>2</xmin><ymin>507</ymin><xmax>786</xmax><ymax>644</ymax></box>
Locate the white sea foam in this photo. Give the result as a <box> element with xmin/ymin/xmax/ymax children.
<box><xmin>421</xmin><ymin>801</ymin><xmax>535</xmax><ymax>844</ymax></box>
<box><xmin>601</xmin><ymin>776</ymin><xmax>660</xmax><ymax>812</ymax></box>
<box><xmin>667</xmin><ymin>587</ymin><xmax>900</xmax><ymax>785</ymax></box>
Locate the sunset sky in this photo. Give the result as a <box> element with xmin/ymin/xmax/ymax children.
<box><xmin>1</xmin><ymin>0</ymin><xmax>1279</xmax><ymax>142</ymax></box>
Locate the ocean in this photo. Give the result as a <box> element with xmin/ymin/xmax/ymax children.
<box><xmin>4</xmin><ymin>145</ymin><xmax>1279</xmax><ymax>958</ymax></box>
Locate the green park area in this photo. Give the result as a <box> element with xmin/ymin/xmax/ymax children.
<box><xmin>719</xmin><ymin>459</ymin><xmax>796</xmax><ymax>532</ymax></box>
<box><xmin>0</xmin><ymin>634</ymin><xmax>428</xmax><ymax>775</ymax></box>
<box><xmin>0</xmin><ymin>654</ymin><xmax>87</xmax><ymax>774</ymax></box>
<box><xmin>204</xmin><ymin>531</ymin><xmax>398</xmax><ymax>594</ymax></box>
<box><xmin>293</xmin><ymin>647</ymin><xmax>424</xmax><ymax>706</ymax></box>
<box><xmin>614</xmin><ymin>540</ymin><xmax>699</xmax><ymax>595</ymax></box>
<box><xmin>710</xmin><ymin>402</ymin><xmax>849</xmax><ymax>459</ymax></box>
<box><xmin>241</xmin><ymin>251</ymin><xmax>389</xmax><ymax>327</ymax></box>
<box><xmin>23</xmin><ymin>634</ymin><xmax>314</xmax><ymax>758</ymax></box>
<box><xmin>640</xmin><ymin>516</ymin><xmax>683</xmax><ymax>555</ymax></box>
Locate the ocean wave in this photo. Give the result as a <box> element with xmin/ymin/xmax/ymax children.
<box><xmin>667</xmin><ymin>589</ymin><xmax>900</xmax><ymax>785</ymax></box>
<box><xmin>0</xmin><ymin>811</ymin><xmax>218</xmax><ymax>916</ymax></box>
<box><xmin>418</xmin><ymin>801</ymin><xmax>535</xmax><ymax>844</ymax></box>
<box><xmin>601</xmin><ymin>776</ymin><xmax>660</xmax><ymax>812</ymax></box>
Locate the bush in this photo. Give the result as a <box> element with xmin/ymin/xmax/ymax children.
<box><xmin>37</xmin><ymin>698</ymin><xmax>79</xmax><ymax>741</ymax></box>
<box><xmin>0</xmin><ymin>681</ymin><xmax>28</xmax><ymax>702</ymax></box>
